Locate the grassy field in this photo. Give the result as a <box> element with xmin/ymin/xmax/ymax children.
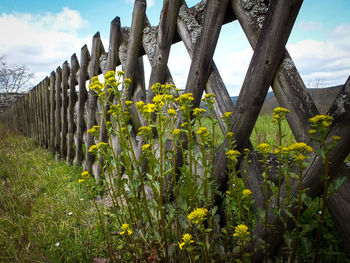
<box><xmin>0</xmin><ymin>128</ymin><xmax>108</xmax><ymax>262</ymax></box>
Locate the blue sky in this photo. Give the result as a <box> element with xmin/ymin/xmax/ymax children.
<box><xmin>1</xmin><ymin>0</ymin><xmax>349</xmax><ymax>95</ymax></box>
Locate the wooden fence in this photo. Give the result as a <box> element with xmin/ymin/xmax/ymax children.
<box><xmin>1</xmin><ymin>0</ymin><xmax>350</xmax><ymax>258</ymax></box>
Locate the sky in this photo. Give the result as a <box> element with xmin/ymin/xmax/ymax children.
<box><xmin>0</xmin><ymin>0</ymin><xmax>349</xmax><ymax>95</ymax></box>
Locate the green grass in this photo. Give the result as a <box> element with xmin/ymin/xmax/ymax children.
<box><xmin>0</xmin><ymin>128</ymin><xmax>107</xmax><ymax>262</ymax></box>
<box><xmin>250</xmin><ymin>114</ymin><xmax>296</xmax><ymax>148</ymax></box>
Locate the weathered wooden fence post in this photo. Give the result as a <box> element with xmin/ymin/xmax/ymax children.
<box><xmin>75</xmin><ymin>45</ymin><xmax>90</xmax><ymax>166</ymax></box>
<box><xmin>49</xmin><ymin>71</ymin><xmax>56</xmax><ymax>153</ymax></box>
<box><xmin>85</xmin><ymin>32</ymin><xmax>105</xmax><ymax>178</ymax></box>
<box><xmin>67</xmin><ymin>54</ymin><xmax>79</xmax><ymax>165</ymax></box>
<box><xmin>61</xmin><ymin>61</ymin><xmax>70</xmax><ymax>160</ymax></box>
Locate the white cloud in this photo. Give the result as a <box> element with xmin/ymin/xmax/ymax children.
<box><xmin>287</xmin><ymin>24</ymin><xmax>350</xmax><ymax>88</ymax></box>
<box><xmin>0</xmin><ymin>8</ymin><xmax>90</xmax><ymax>85</ymax></box>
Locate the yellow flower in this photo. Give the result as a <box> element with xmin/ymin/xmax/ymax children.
<box><xmin>242</xmin><ymin>189</ymin><xmax>252</xmax><ymax>197</ymax></box>
<box><xmin>187</xmin><ymin>208</ymin><xmax>208</xmax><ymax>225</ymax></box>
<box><xmin>135</xmin><ymin>101</ymin><xmax>145</xmax><ymax>111</ymax></box>
<box><xmin>87</xmin><ymin>125</ymin><xmax>100</xmax><ymax>136</ymax></box>
<box><xmin>172</xmin><ymin>129</ymin><xmax>181</xmax><ymax>135</ymax></box>
<box><xmin>167</xmin><ymin>108</ymin><xmax>176</xmax><ymax>116</ymax></box>
<box><xmin>119</xmin><ymin>223</ymin><xmax>132</xmax><ymax>236</ymax></box>
<box><xmin>125</xmin><ymin>100</ymin><xmax>133</xmax><ymax>106</ymax></box>
<box><xmin>204</xmin><ymin>93</ymin><xmax>216</xmax><ymax>99</ymax></box>
<box><xmin>78</xmin><ymin>179</ymin><xmax>85</xmax><ymax>183</ymax></box>
<box><xmin>293</xmin><ymin>153</ymin><xmax>306</xmax><ymax>161</ymax></box>
<box><xmin>104</xmin><ymin>70</ymin><xmax>115</xmax><ymax>80</ymax></box>
<box><xmin>178</xmin><ymin>242</ymin><xmax>185</xmax><ymax>250</ymax></box>
<box><xmin>178</xmin><ymin>233</ymin><xmax>194</xmax><ymax>250</ymax></box>
<box><xmin>309</xmin><ymin>115</ymin><xmax>334</xmax><ymax>127</ymax></box>
<box><xmin>309</xmin><ymin>129</ymin><xmax>317</xmax><ymax>135</ymax></box>
<box><xmin>142</xmin><ymin>144</ymin><xmax>151</xmax><ymax>152</ymax></box>
<box><xmin>256</xmin><ymin>143</ymin><xmax>270</xmax><ymax>155</ymax></box>
<box><xmin>226</xmin><ymin>132</ymin><xmax>234</xmax><ymax>138</ymax></box>
<box><xmin>117</xmin><ymin>71</ymin><xmax>124</xmax><ymax>77</ymax></box>
<box><xmin>89</xmin><ymin>145</ymin><xmax>98</xmax><ymax>153</ymax></box>
<box><xmin>152</xmin><ymin>94</ymin><xmax>164</xmax><ymax>104</ymax></box>
<box><xmin>288</xmin><ymin>142</ymin><xmax>313</xmax><ymax>153</ymax></box>
<box><xmin>272</xmin><ymin>107</ymin><xmax>290</xmax><ymax>121</ymax></box>
<box><xmin>143</xmin><ymin>103</ymin><xmax>156</xmax><ymax>113</ymax></box>
<box><xmin>196</xmin><ymin>127</ymin><xmax>210</xmax><ymax>137</ymax></box>
<box><xmin>124</xmin><ymin>78</ymin><xmax>132</xmax><ymax>86</ymax></box>
<box><xmin>81</xmin><ymin>171</ymin><xmax>90</xmax><ymax>179</ymax></box>
<box><xmin>226</xmin><ymin>150</ymin><xmax>241</xmax><ymax>161</ymax></box>
<box><xmin>175</xmin><ymin>93</ymin><xmax>194</xmax><ymax>104</ymax></box>
<box><xmin>164</xmin><ymin>94</ymin><xmax>173</xmax><ymax>101</ymax></box>
<box><xmin>138</xmin><ymin>126</ymin><xmax>152</xmax><ymax>136</ymax></box>
<box><xmin>193</xmin><ymin>108</ymin><xmax>206</xmax><ymax>117</ymax></box>
<box><xmin>223</xmin><ymin>112</ymin><xmax>232</xmax><ymax>118</ymax></box>
<box><xmin>332</xmin><ymin>136</ymin><xmax>341</xmax><ymax>141</ymax></box>
<box><xmin>181</xmin><ymin>122</ymin><xmax>188</xmax><ymax>128</ymax></box>
<box><xmin>233</xmin><ymin>224</ymin><xmax>250</xmax><ymax>239</ymax></box>
<box><xmin>226</xmin><ymin>190</ymin><xmax>231</xmax><ymax>195</ymax></box>
<box><xmin>97</xmin><ymin>142</ymin><xmax>109</xmax><ymax>150</ymax></box>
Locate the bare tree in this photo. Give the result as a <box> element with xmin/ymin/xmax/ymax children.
<box><xmin>0</xmin><ymin>55</ymin><xmax>34</xmax><ymax>93</ymax></box>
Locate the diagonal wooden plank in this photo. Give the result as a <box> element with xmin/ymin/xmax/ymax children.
<box><xmin>213</xmin><ymin>0</ymin><xmax>303</xmax><ymax>199</ymax></box>
<box><xmin>147</xmin><ymin>0</ymin><xmax>180</xmax><ymax>102</ymax></box>
<box><xmin>231</xmin><ymin>0</ymin><xmax>318</xmax><ymax>147</ymax></box>
<box><xmin>184</xmin><ymin>0</ymin><xmax>229</xmax><ymax>110</ymax></box>
<box><xmin>122</xmin><ymin>0</ymin><xmax>146</xmax><ymax>101</ymax></box>
<box><xmin>177</xmin><ymin>0</ymin><xmax>267</xmax><ymax>211</ymax></box>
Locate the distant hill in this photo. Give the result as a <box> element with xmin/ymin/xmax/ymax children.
<box><xmin>230</xmin><ymin>85</ymin><xmax>344</xmax><ymax>115</ymax></box>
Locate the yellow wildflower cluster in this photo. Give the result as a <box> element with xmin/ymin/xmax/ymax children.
<box><xmin>178</xmin><ymin>233</ymin><xmax>194</xmax><ymax>250</ymax></box>
<box><xmin>226</xmin><ymin>132</ymin><xmax>234</xmax><ymax>138</ymax></box>
<box><xmin>104</xmin><ymin>70</ymin><xmax>116</xmax><ymax>87</ymax></box>
<box><xmin>187</xmin><ymin>208</ymin><xmax>208</xmax><ymax>225</ymax></box>
<box><xmin>196</xmin><ymin>127</ymin><xmax>210</xmax><ymax>137</ymax></box>
<box><xmin>97</xmin><ymin>142</ymin><xmax>109</xmax><ymax>150</ymax></box>
<box><xmin>79</xmin><ymin>171</ymin><xmax>90</xmax><ymax>183</ymax></box>
<box><xmin>125</xmin><ymin>100</ymin><xmax>133</xmax><ymax>107</ymax></box>
<box><xmin>175</xmin><ymin>93</ymin><xmax>194</xmax><ymax>105</ymax></box>
<box><xmin>242</xmin><ymin>189</ymin><xmax>252</xmax><ymax>197</ymax></box>
<box><xmin>167</xmin><ymin>108</ymin><xmax>176</xmax><ymax>117</ymax></box>
<box><xmin>142</xmin><ymin>144</ymin><xmax>151</xmax><ymax>152</ymax></box>
<box><xmin>119</xmin><ymin>223</ymin><xmax>132</xmax><ymax>236</ymax></box>
<box><xmin>288</xmin><ymin>142</ymin><xmax>313</xmax><ymax>161</ymax></box>
<box><xmin>138</xmin><ymin>126</ymin><xmax>152</xmax><ymax>136</ymax></box>
<box><xmin>226</xmin><ymin>150</ymin><xmax>241</xmax><ymax>161</ymax></box>
<box><xmin>272</xmin><ymin>107</ymin><xmax>290</xmax><ymax>122</ymax></box>
<box><xmin>88</xmin><ymin>144</ymin><xmax>98</xmax><ymax>153</ymax></box>
<box><xmin>87</xmin><ymin>125</ymin><xmax>100</xmax><ymax>137</ymax></box>
<box><xmin>233</xmin><ymin>224</ymin><xmax>250</xmax><ymax>239</ymax></box>
<box><xmin>172</xmin><ymin>129</ymin><xmax>181</xmax><ymax>135</ymax></box>
<box><xmin>117</xmin><ymin>71</ymin><xmax>124</xmax><ymax>77</ymax></box>
<box><xmin>135</xmin><ymin>101</ymin><xmax>145</xmax><ymax>111</ymax></box>
<box><xmin>124</xmin><ymin>78</ymin><xmax>131</xmax><ymax>87</ymax></box>
<box><xmin>202</xmin><ymin>93</ymin><xmax>216</xmax><ymax>105</ymax></box>
<box><xmin>193</xmin><ymin>108</ymin><xmax>207</xmax><ymax>117</ymax></box>
<box><xmin>89</xmin><ymin>76</ymin><xmax>104</xmax><ymax>93</ymax></box>
<box><xmin>256</xmin><ymin>143</ymin><xmax>270</xmax><ymax>155</ymax></box>
<box><xmin>309</xmin><ymin>115</ymin><xmax>334</xmax><ymax>128</ymax></box>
